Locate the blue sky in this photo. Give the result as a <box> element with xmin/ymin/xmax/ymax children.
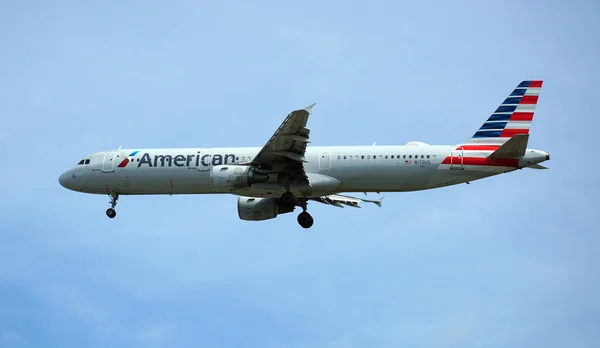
<box><xmin>1</xmin><ymin>0</ymin><xmax>599</xmax><ymax>347</ymax></box>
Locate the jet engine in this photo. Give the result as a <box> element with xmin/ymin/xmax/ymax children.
<box><xmin>237</xmin><ymin>196</ymin><xmax>295</xmax><ymax>221</ymax></box>
<box><xmin>210</xmin><ymin>165</ymin><xmax>269</xmax><ymax>191</ymax></box>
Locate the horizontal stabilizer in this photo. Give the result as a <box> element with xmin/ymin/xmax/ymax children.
<box><xmin>488</xmin><ymin>134</ymin><xmax>529</xmax><ymax>159</ymax></box>
<box><xmin>527</xmin><ymin>163</ymin><xmax>548</xmax><ymax>169</ymax></box>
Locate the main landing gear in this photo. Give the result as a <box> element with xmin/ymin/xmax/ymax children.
<box><xmin>106</xmin><ymin>193</ymin><xmax>118</xmax><ymax>219</ymax></box>
<box><xmin>297</xmin><ymin>211</ymin><xmax>314</xmax><ymax>229</ymax></box>
<box><xmin>280</xmin><ymin>191</ymin><xmax>314</xmax><ymax>229</ymax></box>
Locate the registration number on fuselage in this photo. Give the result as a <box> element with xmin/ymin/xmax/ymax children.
<box><xmin>414</xmin><ymin>160</ymin><xmax>431</xmax><ymax>165</ymax></box>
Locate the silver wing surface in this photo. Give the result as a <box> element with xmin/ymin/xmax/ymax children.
<box><xmin>250</xmin><ymin>103</ymin><xmax>315</xmax><ymax>185</ymax></box>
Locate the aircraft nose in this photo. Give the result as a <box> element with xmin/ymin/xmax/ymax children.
<box><xmin>59</xmin><ymin>170</ymin><xmax>75</xmax><ymax>189</ymax></box>
<box><xmin>59</xmin><ymin>171</ymin><xmax>68</xmax><ymax>188</ymax></box>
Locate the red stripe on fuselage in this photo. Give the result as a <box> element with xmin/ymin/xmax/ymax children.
<box><xmin>457</xmin><ymin>145</ymin><xmax>501</xmax><ymax>151</ymax></box>
<box><xmin>442</xmin><ymin>156</ymin><xmax>519</xmax><ymax>168</ymax></box>
<box><xmin>500</xmin><ymin>128</ymin><xmax>529</xmax><ymax>137</ymax></box>
<box><xmin>509</xmin><ymin>112</ymin><xmax>534</xmax><ymax>121</ymax></box>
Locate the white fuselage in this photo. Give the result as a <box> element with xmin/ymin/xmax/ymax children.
<box><xmin>58</xmin><ymin>144</ymin><xmax>549</xmax><ymax>198</ymax></box>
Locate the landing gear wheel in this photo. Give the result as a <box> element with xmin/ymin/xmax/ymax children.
<box><xmin>297</xmin><ymin>211</ymin><xmax>314</xmax><ymax>229</ymax></box>
<box><xmin>106</xmin><ymin>192</ymin><xmax>119</xmax><ymax>218</ymax></box>
<box><xmin>106</xmin><ymin>208</ymin><xmax>117</xmax><ymax>218</ymax></box>
<box><xmin>280</xmin><ymin>191</ymin><xmax>295</xmax><ymax>206</ymax></box>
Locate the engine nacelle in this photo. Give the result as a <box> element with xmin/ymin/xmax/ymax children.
<box><xmin>237</xmin><ymin>196</ymin><xmax>295</xmax><ymax>221</ymax></box>
<box><xmin>210</xmin><ymin>165</ymin><xmax>269</xmax><ymax>191</ymax></box>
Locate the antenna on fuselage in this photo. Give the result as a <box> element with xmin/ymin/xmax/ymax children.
<box><xmin>118</xmin><ymin>145</ymin><xmax>122</xmax><ymax>150</ymax></box>
<box><xmin>372</xmin><ymin>142</ymin><xmax>376</xmax><ymax>146</ymax></box>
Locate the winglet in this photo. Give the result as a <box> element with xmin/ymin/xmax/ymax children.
<box><xmin>361</xmin><ymin>196</ymin><xmax>384</xmax><ymax>207</ymax></box>
<box><xmin>303</xmin><ymin>103</ymin><xmax>316</xmax><ymax>114</ymax></box>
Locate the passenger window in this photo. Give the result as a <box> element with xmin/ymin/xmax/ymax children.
<box><xmin>403</xmin><ymin>155</ymin><xmax>406</xmax><ymax>159</ymax></box>
<box><xmin>337</xmin><ymin>155</ymin><xmax>341</xmax><ymax>159</ymax></box>
<box><xmin>420</xmin><ymin>155</ymin><xmax>423</xmax><ymax>159</ymax></box>
<box><xmin>361</xmin><ymin>155</ymin><xmax>364</xmax><ymax>159</ymax></box>
<box><xmin>409</xmin><ymin>155</ymin><xmax>412</xmax><ymax>159</ymax></box>
<box><xmin>343</xmin><ymin>155</ymin><xmax>346</xmax><ymax>159</ymax></box>
<box><xmin>85</xmin><ymin>159</ymin><xmax>90</xmax><ymax>164</ymax></box>
<box><xmin>367</xmin><ymin>155</ymin><xmax>371</xmax><ymax>159</ymax></box>
<box><xmin>385</xmin><ymin>155</ymin><xmax>388</xmax><ymax>159</ymax></box>
<box><xmin>427</xmin><ymin>155</ymin><xmax>430</xmax><ymax>159</ymax></box>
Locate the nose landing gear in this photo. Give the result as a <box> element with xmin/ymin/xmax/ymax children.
<box><xmin>106</xmin><ymin>193</ymin><xmax>118</xmax><ymax>219</ymax></box>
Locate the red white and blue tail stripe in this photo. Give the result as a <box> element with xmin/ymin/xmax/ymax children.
<box><xmin>465</xmin><ymin>80</ymin><xmax>543</xmax><ymax>145</ymax></box>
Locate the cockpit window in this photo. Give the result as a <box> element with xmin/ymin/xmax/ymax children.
<box><xmin>78</xmin><ymin>160</ymin><xmax>84</xmax><ymax>165</ymax></box>
<box><xmin>85</xmin><ymin>159</ymin><xmax>90</xmax><ymax>164</ymax></box>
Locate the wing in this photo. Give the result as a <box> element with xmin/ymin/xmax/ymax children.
<box><xmin>250</xmin><ymin>103</ymin><xmax>315</xmax><ymax>184</ymax></box>
<box><xmin>311</xmin><ymin>194</ymin><xmax>384</xmax><ymax>208</ymax></box>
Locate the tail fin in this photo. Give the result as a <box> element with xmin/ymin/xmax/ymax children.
<box><xmin>464</xmin><ymin>80</ymin><xmax>543</xmax><ymax>145</ymax></box>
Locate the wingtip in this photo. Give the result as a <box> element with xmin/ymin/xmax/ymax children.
<box><xmin>303</xmin><ymin>103</ymin><xmax>316</xmax><ymax>113</ymax></box>
<box><xmin>375</xmin><ymin>196</ymin><xmax>385</xmax><ymax>207</ymax></box>
<box><xmin>527</xmin><ymin>164</ymin><xmax>549</xmax><ymax>170</ymax></box>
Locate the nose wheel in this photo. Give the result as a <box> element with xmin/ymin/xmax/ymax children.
<box><xmin>106</xmin><ymin>193</ymin><xmax>119</xmax><ymax>219</ymax></box>
<box><xmin>106</xmin><ymin>208</ymin><xmax>116</xmax><ymax>218</ymax></box>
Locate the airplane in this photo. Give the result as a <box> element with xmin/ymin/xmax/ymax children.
<box><xmin>59</xmin><ymin>80</ymin><xmax>549</xmax><ymax>229</ymax></box>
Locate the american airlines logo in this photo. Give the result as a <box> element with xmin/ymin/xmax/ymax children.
<box><xmin>118</xmin><ymin>151</ymin><xmax>239</xmax><ymax>168</ymax></box>
<box><xmin>117</xmin><ymin>151</ymin><xmax>140</xmax><ymax>167</ymax></box>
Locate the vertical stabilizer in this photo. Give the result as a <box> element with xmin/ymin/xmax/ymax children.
<box><xmin>465</xmin><ymin>80</ymin><xmax>543</xmax><ymax>145</ymax></box>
